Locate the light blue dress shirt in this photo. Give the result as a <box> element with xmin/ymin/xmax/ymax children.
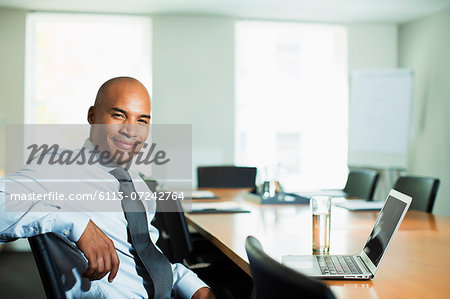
<box><xmin>0</xmin><ymin>139</ymin><xmax>208</xmax><ymax>298</ymax></box>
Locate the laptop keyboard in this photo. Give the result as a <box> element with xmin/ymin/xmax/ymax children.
<box><xmin>317</xmin><ymin>256</ymin><xmax>362</xmax><ymax>275</ymax></box>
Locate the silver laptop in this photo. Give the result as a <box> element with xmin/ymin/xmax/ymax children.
<box><xmin>282</xmin><ymin>189</ymin><xmax>412</xmax><ymax>280</ymax></box>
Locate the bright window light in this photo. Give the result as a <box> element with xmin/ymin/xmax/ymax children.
<box><xmin>235</xmin><ymin>21</ymin><xmax>348</xmax><ymax>191</ymax></box>
<box><xmin>25</xmin><ymin>13</ymin><xmax>151</xmax><ymax>124</ymax></box>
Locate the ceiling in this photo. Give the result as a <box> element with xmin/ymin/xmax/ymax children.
<box><xmin>0</xmin><ymin>0</ymin><xmax>450</xmax><ymax>23</ymax></box>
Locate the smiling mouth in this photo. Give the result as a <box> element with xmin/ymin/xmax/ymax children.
<box><xmin>111</xmin><ymin>137</ymin><xmax>137</xmax><ymax>151</ymax></box>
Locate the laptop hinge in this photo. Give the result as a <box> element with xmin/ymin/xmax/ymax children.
<box><xmin>356</xmin><ymin>256</ymin><xmax>372</xmax><ymax>275</ymax></box>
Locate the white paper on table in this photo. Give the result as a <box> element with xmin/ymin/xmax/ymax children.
<box><xmin>176</xmin><ymin>190</ymin><xmax>218</xmax><ymax>199</ymax></box>
<box><xmin>334</xmin><ymin>200</ymin><xmax>384</xmax><ymax>211</ymax></box>
<box><xmin>188</xmin><ymin>201</ymin><xmax>242</xmax><ymax>210</ymax></box>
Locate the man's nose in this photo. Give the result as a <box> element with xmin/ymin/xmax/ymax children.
<box><xmin>119</xmin><ymin>123</ymin><xmax>139</xmax><ymax>138</ymax></box>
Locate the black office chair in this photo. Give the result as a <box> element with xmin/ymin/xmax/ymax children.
<box><xmin>141</xmin><ymin>177</ymin><xmax>220</xmax><ymax>269</ymax></box>
<box><xmin>393</xmin><ymin>176</ymin><xmax>440</xmax><ymax>213</ymax></box>
<box><xmin>28</xmin><ymin>233</ymin><xmax>89</xmax><ymax>299</ymax></box>
<box><xmin>197</xmin><ymin>166</ymin><xmax>257</xmax><ymax>188</ymax></box>
<box><xmin>28</xmin><ymin>234</ymin><xmax>66</xmax><ymax>299</ymax></box>
<box><xmin>245</xmin><ymin>236</ymin><xmax>335</xmax><ymax>299</ymax></box>
<box><xmin>140</xmin><ymin>177</ymin><xmax>197</xmax><ymax>265</ymax></box>
<box><xmin>343</xmin><ymin>169</ymin><xmax>379</xmax><ymax>201</ymax></box>
<box><xmin>153</xmin><ymin>196</ymin><xmax>211</xmax><ymax>268</ymax></box>
<box><xmin>152</xmin><ymin>193</ymin><xmax>254</xmax><ymax>298</ymax></box>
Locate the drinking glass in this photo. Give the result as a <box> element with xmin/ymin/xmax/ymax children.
<box><xmin>311</xmin><ymin>196</ymin><xmax>331</xmax><ymax>253</ymax></box>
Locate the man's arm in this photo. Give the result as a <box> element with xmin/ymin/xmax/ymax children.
<box><xmin>0</xmin><ymin>160</ymin><xmax>91</xmax><ymax>243</ymax></box>
<box><xmin>0</xmin><ymin>175</ymin><xmax>90</xmax><ymax>243</ymax></box>
<box><xmin>76</xmin><ymin>220</ymin><xmax>120</xmax><ymax>282</ymax></box>
<box><xmin>1</xmin><ymin>174</ymin><xmax>119</xmax><ymax>283</ymax></box>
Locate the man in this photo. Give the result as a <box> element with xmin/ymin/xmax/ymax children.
<box><xmin>0</xmin><ymin>77</ymin><xmax>215</xmax><ymax>299</ymax></box>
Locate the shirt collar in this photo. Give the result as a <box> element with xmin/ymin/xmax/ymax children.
<box><xmin>82</xmin><ymin>139</ymin><xmax>141</xmax><ymax>178</ymax></box>
<box><xmin>82</xmin><ymin>138</ymin><xmax>120</xmax><ymax>169</ymax></box>
<box><xmin>83</xmin><ymin>138</ymin><xmax>96</xmax><ymax>152</ymax></box>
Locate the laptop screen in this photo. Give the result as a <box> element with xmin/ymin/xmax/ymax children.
<box><xmin>363</xmin><ymin>195</ymin><xmax>407</xmax><ymax>266</ymax></box>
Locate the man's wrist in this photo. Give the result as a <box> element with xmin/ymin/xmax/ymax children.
<box><xmin>191</xmin><ymin>287</ymin><xmax>215</xmax><ymax>299</ymax></box>
<box><xmin>53</xmin><ymin>212</ymin><xmax>91</xmax><ymax>242</ymax></box>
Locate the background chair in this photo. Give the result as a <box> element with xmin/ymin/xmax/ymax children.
<box><xmin>152</xmin><ymin>195</ymin><xmax>210</xmax><ymax>268</ymax></box>
<box><xmin>343</xmin><ymin>169</ymin><xmax>379</xmax><ymax>201</ymax></box>
<box><xmin>146</xmin><ymin>180</ymin><xmax>253</xmax><ymax>299</ymax></box>
<box><xmin>142</xmin><ymin>178</ymin><xmax>215</xmax><ymax>267</ymax></box>
<box><xmin>153</xmin><ymin>202</ymin><xmax>253</xmax><ymax>299</ymax></box>
<box><xmin>245</xmin><ymin>236</ymin><xmax>335</xmax><ymax>299</ymax></box>
<box><xmin>393</xmin><ymin>176</ymin><xmax>440</xmax><ymax>213</ymax></box>
<box><xmin>142</xmin><ymin>178</ymin><xmax>202</xmax><ymax>265</ymax></box>
<box><xmin>197</xmin><ymin>166</ymin><xmax>257</xmax><ymax>188</ymax></box>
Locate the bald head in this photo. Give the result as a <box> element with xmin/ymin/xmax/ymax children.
<box><xmin>88</xmin><ymin>77</ymin><xmax>151</xmax><ymax>125</ymax></box>
<box><xmin>87</xmin><ymin>77</ymin><xmax>151</xmax><ymax>164</ymax></box>
<box><xmin>94</xmin><ymin>77</ymin><xmax>149</xmax><ymax>108</ymax></box>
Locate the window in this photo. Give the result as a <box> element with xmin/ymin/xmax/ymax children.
<box><xmin>25</xmin><ymin>13</ymin><xmax>151</xmax><ymax>124</ymax></box>
<box><xmin>235</xmin><ymin>21</ymin><xmax>348</xmax><ymax>190</ymax></box>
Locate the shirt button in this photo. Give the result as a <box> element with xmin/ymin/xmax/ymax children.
<box><xmin>34</xmin><ymin>227</ymin><xmax>40</xmax><ymax>233</ymax></box>
<box><xmin>63</xmin><ymin>230</ymin><xmax>69</xmax><ymax>236</ymax></box>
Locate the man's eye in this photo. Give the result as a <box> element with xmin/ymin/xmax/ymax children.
<box><xmin>138</xmin><ymin>119</ymin><xmax>148</xmax><ymax>124</ymax></box>
<box><xmin>113</xmin><ymin>113</ymin><xmax>124</xmax><ymax>118</ymax></box>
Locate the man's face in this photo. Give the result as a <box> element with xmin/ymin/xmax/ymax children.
<box><xmin>88</xmin><ymin>80</ymin><xmax>151</xmax><ymax>164</ymax></box>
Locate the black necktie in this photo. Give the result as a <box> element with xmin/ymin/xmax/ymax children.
<box><xmin>109</xmin><ymin>167</ymin><xmax>173</xmax><ymax>299</ymax></box>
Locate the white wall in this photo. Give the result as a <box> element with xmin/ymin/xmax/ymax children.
<box><xmin>346</xmin><ymin>24</ymin><xmax>399</xmax><ymax>200</ymax></box>
<box><xmin>347</xmin><ymin>24</ymin><xmax>398</xmax><ymax>71</ymax></box>
<box><xmin>152</xmin><ymin>16</ymin><xmax>235</xmax><ymax>186</ymax></box>
<box><xmin>0</xmin><ymin>8</ymin><xmax>26</xmax><ymax>174</ymax></box>
<box><xmin>399</xmin><ymin>7</ymin><xmax>450</xmax><ymax>216</ymax></box>
<box><xmin>0</xmin><ymin>8</ymin><xmax>27</xmax><ymax>250</ymax></box>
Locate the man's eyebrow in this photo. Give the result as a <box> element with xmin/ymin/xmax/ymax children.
<box><xmin>110</xmin><ymin>107</ymin><xmax>127</xmax><ymax>115</ymax></box>
<box><xmin>110</xmin><ymin>107</ymin><xmax>151</xmax><ymax>119</ymax></box>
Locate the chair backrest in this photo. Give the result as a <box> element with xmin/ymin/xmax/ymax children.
<box><xmin>28</xmin><ymin>233</ymin><xmax>101</xmax><ymax>299</ymax></box>
<box><xmin>197</xmin><ymin>166</ymin><xmax>257</xmax><ymax>188</ymax></box>
<box><xmin>143</xmin><ymin>179</ymin><xmax>175</xmax><ymax>260</ymax></box>
<box><xmin>393</xmin><ymin>176</ymin><xmax>440</xmax><ymax>213</ymax></box>
<box><xmin>343</xmin><ymin>169</ymin><xmax>379</xmax><ymax>201</ymax></box>
<box><xmin>28</xmin><ymin>234</ymin><xmax>66</xmax><ymax>299</ymax></box>
<box><xmin>155</xmin><ymin>197</ymin><xmax>194</xmax><ymax>264</ymax></box>
<box><xmin>143</xmin><ymin>179</ymin><xmax>194</xmax><ymax>264</ymax></box>
<box><xmin>245</xmin><ymin>236</ymin><xmax>335</xmax><ymax>299</ymax></box>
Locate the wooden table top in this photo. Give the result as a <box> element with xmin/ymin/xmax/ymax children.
<box><xmin>185</xmin><ymin>188</ymin><xmax>450</xmax><ymax>298</ymax></box>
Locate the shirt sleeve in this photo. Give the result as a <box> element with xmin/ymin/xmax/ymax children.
<box><xmin>171</xmin><ymin>262</ymin><xmax>209</xmax><ymax>299</ymax></box>
<box><xmin>0</xmin><ymin>165</ymin><xmax>91</xmax><ymax>243</ymax></box>
<box><xmin>0</xmin><ymin>203</ymin><xmax>91</xmax><ymax>243</ymax></box>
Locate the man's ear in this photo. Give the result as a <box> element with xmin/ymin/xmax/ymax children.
<box><xmin>87</xmin><ymin>106</ymin><xmax>95</xmax><ymax>124</ymax></box>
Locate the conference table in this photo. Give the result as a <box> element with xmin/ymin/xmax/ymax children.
<box><xmin>184</xmin><ymin>188</ymin><xmax>450</xmax><ymax>298</ymax></box>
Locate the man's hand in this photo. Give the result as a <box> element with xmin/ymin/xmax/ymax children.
<box><xmin>191</xmin><ymin>287</ymin><xmax>216</xmax><ymax>299</ymax></box>
<box><xmin>76</xmin><ymin>220</ymin><xmax>120</xmax><ymax>283</ymax></box>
